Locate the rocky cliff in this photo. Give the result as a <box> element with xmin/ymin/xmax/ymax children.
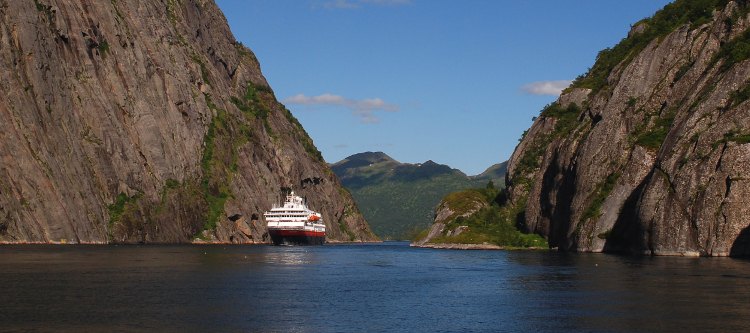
<box><xmin>506</xmin><ymin>0</ymin><xmax>750</xmax><ymax>256</ymax></box>
<box><xmin>0</xmin><ymin>0</ymin><xmax>378</xmax><ymax>244</ymax></box>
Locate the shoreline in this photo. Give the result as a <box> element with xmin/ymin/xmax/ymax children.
<box><xmin>0</xmin><ymin>239</ymin><xmax>384</xmax><ymax>246</ymax></box>
<box><xmin>411</xmin><ymin>243</ymin><xmax>548</xmax><ymax>251</ymax></box>
<box><xmin>411</xmin><ymin>243</ymin><xmax>504</xmax><ymax>250</ymax></box>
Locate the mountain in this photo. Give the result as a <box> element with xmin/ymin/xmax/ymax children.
<box><xmin>331</xmin><ymin>152</ymin><xmax>503</xmax><ymax>239</ymax></box>
<box><xmin>0</xmin><ymin>0</ymin><xmax>377</xmax><ymax>244</ymax></box>
<box><xmin>502</xmin><ymin>0</ymin><xmax>750</xmax><ymax>256</ymax></box>
<box><xmin>473</xmin><ymin>162</ymin><xmax>508</xmax><ymax>184</ymax></box>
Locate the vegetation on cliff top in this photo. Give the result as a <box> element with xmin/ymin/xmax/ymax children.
<box><xmin>713</xmin><ymin>26</ymin><xmax>750</xmax><ymax>71</ymax></box>
<box><xmin>572</xmin><ymin>0</ymin><xmax>740</xmax><ymax>94</ymax></box>
<box><xmin>513</xmin><ymin>102</ymin><xmax>584</xmax><ymax>189</ymax></box>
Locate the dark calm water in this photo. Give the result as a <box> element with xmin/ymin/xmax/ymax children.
<box><xmin>1</xmin><ymin>243</ymin><xmax>750</xmax><ymax>332</ymax></box>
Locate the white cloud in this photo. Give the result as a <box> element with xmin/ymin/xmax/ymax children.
<box><xmin>283</xmin><ymin>93</ymin><xmax>399</xmax><ymax>123</ymax></box>
<box><xmin>322</xmin><ymin>0</ymin><xmax>411</xmax><ymax>9</ymax></box>
<box><xmin>324</xmin><ymin>0</ymin><xmax>359</xmax><ymax>9</ymax></box>
<box><xmin>521</xmin><ymin>80</ymin><xmax>573</xmax><ymax>96</ymax></box>
<box><xmin>362</xmin><ymin>0</ymin><xmax>412</xmax><ymax>5</ymax></box>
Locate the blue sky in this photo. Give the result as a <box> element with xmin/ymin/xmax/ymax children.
<box><xmin>215</xmin><ymin>0</ymin><xmax>673</xmax><ymax>175</ymax></box>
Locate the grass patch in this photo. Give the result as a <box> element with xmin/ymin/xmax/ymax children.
<box><xmin>283</xmin><ymin>107</ymin><xmax>323</xmax><ymax>162</ymax></box>
<box><xmin>165</xmin><ymin>178</ymin><xmax>180</xmax><ymax>189</ymax></box>
<box><xmin>230</xmin><ymin>83</ymin><xmax>275</xmax><ymax>135</ymax></box>
<box><xmin>597</xmin><ymin>229</ymin><xmax>613</xmax><ymax>240</ymax></box>
<box><xmin>635</xmin><ymin>110</ymin><xmax>676</xmax><ymax>150</ymax></box>
<box><xmin>627</xmin><ymin>97</ymin><xmax>637</xmax><ymax>108</ymax></box>
<box><xmin>715</xmin><ymin>129</ymin><xmax>750</xmax><ymax>147</ymax></box>
<box><xmin>166</xmin><ymin>0</ymin><xmax>180</xmax><ymax>24</ymax></box>
<box><xmin>441</xmin><ymin>190</ymin><xmax>487</xmax><ymax>220</ymax></box>
<box><xmin>107</xmin><ymin>192</ymin><xmax>143</xmax><ymax>240</ymax></box>
<box><xmin>712</xmin><ymin>24</ymin><xmax>750</xmax><ymax>71</ymax></box>
<box><xmin>199</xmin><ymin>93</ymin><xmax>240</xmax><ymax>232</ymax></box>
<box><xmin>542</xmin><ymin>102</ymin><xmax>582</xmax><ymax>136</ymax></box>
<box><xmin>729</xmin><ymin>82</ymin><xmax>750</xmax><ymax>107</ymax></box>
<box><xmin>191</xmin><ymin>53</ymin><xmax>210</xmax><ymax>85</ymax></box>
<box><xmin>673</xmin><ymin>60</ymin><xmax>694</xmax><ymax>82</ymax></box>
<box><xmin>338</xmin><ymin>216</ymin><xmax>356</xmax><ymax>241</ymax></box>
<box><xmin>34</xmin><ymin>0</ymin><xmax>54</xmax><ymax>23</ymax></box>
<box><xmin>580</xmin><ymin>172</ymin><xmax>621</xmax><ymax>222</ymax></box>
<box><xmin>108</xmin><ymin>193</ymin><xmax>139</xmax><ymax>225</ymax></box>
<box><xmin>98</xmin><ymin>40</ymin><xmax>109</xmax><ymax>55</ymax></box>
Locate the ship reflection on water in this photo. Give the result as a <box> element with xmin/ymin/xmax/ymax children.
<box><xmin>261</xmin><ymin>248</ymin><xmax>320</xmax><ymax>266</ymax></box>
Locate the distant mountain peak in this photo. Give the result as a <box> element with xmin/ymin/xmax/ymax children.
<box><xmin>350</xmin><ymin>151</ymin><xmax>394</xmax><ymax>162</ymax></box>
<box><xmin>332</xmin><ymin>151</ymin><xmax>395</xmax><ymax>169</ymax></box>
<box><xmin>472</xmin><ymin>161</ymin><xmax>508</xmax><ymax>180</ymax></box>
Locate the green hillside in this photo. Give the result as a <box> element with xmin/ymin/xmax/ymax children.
<box><xmin>331</xmin><ymin>152</ymin><xmax>506</xmax><ymax>240</ymax></box>
<box><xmin>414</xmin><ymin>187</ymin><xmax>548</xmax><ymax>248</ymax></box>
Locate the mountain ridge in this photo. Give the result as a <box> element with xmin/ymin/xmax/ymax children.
<box><xmin>331</xmin><ymin>151</ymin><xmax>504</xmax><ymax>239</ymax></box>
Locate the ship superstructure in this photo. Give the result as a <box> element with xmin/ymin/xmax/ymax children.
<box><xmin>263</xmin><ymin>192</ymin><xmax>325</xmax><ymax>245</ymax></box>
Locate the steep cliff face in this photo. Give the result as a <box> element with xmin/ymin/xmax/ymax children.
<box><xmin>0</xmin><ymin>0</ymin><xmax>377</xmax><ymax>243</ymax></box>
<box><xmin>507</xmin><ymin>0</ymin><xmax>750</xmax><ymax>256</ymax></box>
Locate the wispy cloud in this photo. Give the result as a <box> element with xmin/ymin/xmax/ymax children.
<box><xmin>283</xmin><ymin>93</ymin><xmax>399</xmax><ymax>123</ymax></box>
<box><xmin>323</xmin><ymin>0</ymin><xmax>412</xmax><ymax>9</ymax></box>
<box><xmin>521</xmin><ymin>80</ymin><xmax>573</xmax><ymax>96</ymax></box>
<box><xmin>362</xmin><ymin>0</ymin><xmax>412</xmax><ymax>5</ymax></box>
<box><xmin>324</xmin><ymin>0</ymin><xmax>359</xmax><ymax>9</ymax></box>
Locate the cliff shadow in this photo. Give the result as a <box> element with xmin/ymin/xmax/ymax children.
<box><xmin>603</xmin><ymin>170</ymin><xmax>652</xmax><ymax>255</ymax></box>
<box><xmin>539</xmin><ymin>150</ymin><xmax>577</xmax><ymax>251</ymax></box>
<box><xmin>730</xmin><ymin>226</ymin><xmax>750</xmax><ymax>257</ymax></box>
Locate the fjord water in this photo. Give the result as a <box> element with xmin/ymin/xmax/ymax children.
<box><xmin>2</xmin><ymin>243</ymin><xmax>749</xmax><ymax>332</ymax></box>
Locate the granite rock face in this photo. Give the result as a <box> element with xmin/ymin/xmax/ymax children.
<box><xmin>506</xmin><ymin>1</ymin><xmax>750</xmax><ymax>256</ymax></box>
<box><xmin>0</xmin><ymin>0</ymin><xmax>377</xmax><ymax>243</ymax></box>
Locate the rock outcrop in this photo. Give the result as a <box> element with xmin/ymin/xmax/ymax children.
<box><xmin>0</xmin><ymin>0</ymin><xmax>378</xmax><ymax>243</ymax></box>
<box><xmin>505</xmin><ymin>0</ymin><xmax>750</xmax><ymax>256</ymax></box>
<box><xmin>411</xmin><ymin>191</ymin><xmax>487</xmax><ymax>246</ymax></box>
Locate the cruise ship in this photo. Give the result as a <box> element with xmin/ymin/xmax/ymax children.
<box><xmin>263</xmin><ymin>192</ymin><xmax>326</xmax><ymax>245</ymax></box>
